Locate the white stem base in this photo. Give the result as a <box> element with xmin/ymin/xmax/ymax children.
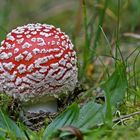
<box><xmin>22</xmin><ymin>96</ymin><xmax>58</xmax><ymax>113</ymax></box>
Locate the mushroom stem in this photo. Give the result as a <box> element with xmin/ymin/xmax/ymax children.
<box><xmin>22</xmin><ymin>96</ymin><xmax>58</xmax><ymax>113</ymax></box>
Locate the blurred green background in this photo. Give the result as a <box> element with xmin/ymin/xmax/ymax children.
<box><xmin>1</xmin><ymin>0</ymin><xmax>140</xmax><ymax>43</ymax></box>
<box><xmin>1</xmin><ymin>0</ymin><xmax>140</xmax><ymax>83</ymax></box>
<box><xmin>0</xmin><ymin>0</ymin><xmax>80</xmax><ymax>40</ymax></box>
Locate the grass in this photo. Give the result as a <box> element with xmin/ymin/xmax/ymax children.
<box><xmin>1</xmin><ymin>0</ymin><xmax>140</xmax><ymax>139</ymax></box>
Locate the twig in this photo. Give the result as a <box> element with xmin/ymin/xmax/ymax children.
<box><xmin>123</xmin><ymin>32</ymin><xmax>140</xmax><ymax>39</ymax></box>
<box><xmin>95</xmin><ymin>110</ymin><xmax>140</xmax><ymax>128</ymax></box>
<box><xmin>112</xmin><ymin>117</ymin><xmax>134</xmax><ymax>128</ymax></box>
<box><xmin>113</xmin><ymin>110</ymin><xmax>140</xmax><ymax>123</ymax></box>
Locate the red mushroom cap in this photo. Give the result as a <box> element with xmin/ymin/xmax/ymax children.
<box><xmin>0</xmin><ymin>23</ymin><xmax>78</xmax><ymax>101</ymax></box>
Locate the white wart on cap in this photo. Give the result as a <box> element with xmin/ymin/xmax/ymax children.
<box><xmin>0</xmin><ymin>23</ymin><xmax>78</xmax><ymax>112</ymax></box>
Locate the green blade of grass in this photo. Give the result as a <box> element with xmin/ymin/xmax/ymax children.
<box><xmin>0</xmin><ymin>0</ymin><xmax>12</xmax><ymax>42</ymax></box>
<box><xmin>102</xmin><ymin>61</ymin><xmax>127</xmax><ymax>124</ymax></box>
<box><xmin>80</xmin><ymin>0</ymin><xmax>90</xmax><ymax>78</ymax></box>
<box><xmin>77</xmin><ymin>61</ymin><xmax>127</xmax><ymax>129</ymax></box>
<box><xmin>43</xmin><ymin>103</ymin><xmax>79</xmax><ymax>140</ymax></box>
<box><xmin>92</xmin><ymin>0</ymin><xmax>109</xmax><ymax>57</ymax></box>
<box><xmin>0</xmin><ymin>109</ymin><xmax>27</xmax><ymax>139</ymax></box>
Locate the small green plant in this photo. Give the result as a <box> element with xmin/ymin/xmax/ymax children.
<box><xmin>0</xmin><ymin>93</ymin><xmax>12</xmax><ymax>113</ymax></box>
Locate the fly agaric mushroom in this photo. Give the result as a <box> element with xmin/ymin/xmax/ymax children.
<box><xmin>0</xmin><ymin>23</ymin><xmax>78</xmax><ymax>113</ymax></box>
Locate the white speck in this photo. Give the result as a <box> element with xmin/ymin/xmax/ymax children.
<box><xmin>40</xmin><ymin>57</ymin><xmax>48</xmax><ymax>63</ymax></box>
<box><xmin>17</xmin><ymin>38</ymin><xmax>24</xmax><ymax>44</ymax></box>
<box><xmin>51</xmin><ymin>40</ymin><xmax>55</xmax><ymax>45</ymax></box>
<box><xmin>22</xmin><ymin>50</ymin><xmax>28</xmax><ymax>55</ymax></box>
<box><xmin>24</xmin><ymin>31</ymin><xmax>30</xmax><ymax>35</ymax></box>
<box><xmin>58</xmin><ymin>70</ymin><xmax>71</xmax><ymax>83</ymax></box>
<box><xmin>22</xmin><ymin>77</ymin><xmax>36</xmax><ymax>84</ymax></box>
<box><xmin>1</xmin><ymin>40</ymin><xmax>4</xmax><ymax>46</ymax></box>
<box><xmin>25</xmin><ymin>53</ymin><xmax>32</xmax><ymax>61</ymax></box>
<box><xmin>62</xmin><ymin>41</ymin><xmax>66</xmax><ymax>46</ymax></box>
<box><xmin>59</xmin><ymin>58</ymin><xmax>66</xmax><ymax>66</ymax></box>
<box><xmin>12</xmin><ymin>29</ymin><xmax>24</xmax><ymax>34</ymax></box>
<box><xmin>3</xmin><ymin>62</ymin><xmax>15</xmax><ymax>71</ymax></box>
<box><xmin>43</xmin><ymin>29</ymin><xmax>50</xmax><ymax>32</ymax></box>
<box><xmin>40</xmin><ymin>49</ymin><xmax>47</xmax><ymax>53</ymax></box>
<box><xmin>31</xmin><ymin>31</ymin><xmax>37</xmax><ymax>35</ymax></box>
<box><xmin>6</xmin><ymin>33</ymin><xmax>11</xmax><ymax>37</ymax></box>
<box><xmin>61</xmin><ymin>35</ymin><xmax>65</xmax><ymax>39</ymax></box>
<box><xmin>53</xmin><ymin>48</ymin><xmax>60</xmax><ymax>52</ymax></box>
<box><xmin>55</xmin><ymin>52</ymin><xmax>63</xmax><ymax>58</ymax></box>
<box><xmin>68</xmin><ymin>52</ymin><xmax>71</xmax><ymax>57</ymax></box>
<box><xmin>34</xmin><ymin>62</ymin><xmax>40</xmax><ymax>68</ymax></box>
<box><xmin>54</xmin><ymin>35</ymin><xmax>59</xmax><ymax>39</ymax></box>
<box><xmin>50</xmin><ymin>63</ymin><xmax>59</xmax><ymax>69</ymax></box>
<box><xmin>40</xmin><ymin>32</ymin><xmax>45</xmax><ymax>36</ymax></box>
<box><xmin>66</xmin><ymin>63</ymin><xmax>72</xmax><ymax>68</ymax></box>
<box><xmin>71</xmin><ymin>51</ymin><xmax>76</xmax><ymax>56</ymax></box>
<box><xmin>27</xmin><ymin>64</ymin><xmax>34</xmax><ymax>72</ymax></box>
<box><xmin>26</xmin><ymin>34</ymin><xmax>31</xmax><ymax>38</ymax></box>
<box><xmin>15</xmin><ymin>54</ymin><xmax>24</xmax><ymax>62</ymax></box>
<box><xmin>32</xmin><ymin>71</ymin><xmax>45</xmax><ymax>80</ymax></box>
<box><xmin>64</xmin><ymin>54</ymin><xmax>69</xmax><ymax>59</ymax></box>
<box><xmin>71</xmin><ymin>57</ymin><xmax>76</xmax><ymax>64</ymax></box>
<box><xmin>45</xmin><ymin>69</ymin><xmax>55</xmax><ymax>79</ymax></box>
<box><xmin>7</xmin><ymin>35</ymin><xmax>15</xmax><ymax>41</ymax></box>
<box><xmin>10</xmin><ymin>71</ymin><xmax>17</xmax><ymax>81</ymax></box>
<box><xmin>11</xmin><ymin>44</ymin><xmax>15</xmax><ymax>48</ymax></box>
<box><xmin>34</xmin><ymin>57</ymin><xmax>48</xmax><ymax>68</ymax></box>
<box><xmin>26</xmin><ymin>74</ymin><xmax>40</xmax><ymax>82</ymax></box>
<box><xmin>36</xmin><ymin>29</ymin><xmax>41</xmax><ymax>32</ymax></box>
<box><xmin>35</xmin><ymin>24</ymin><xmax>42</xmax><ymax>29</ymax></box>
<box><xmin>15</xmin><ymin>77</ymin><xmax>23</xmax><ymax>85</ymax></box>
<box><xmin>39</xmin><ymin>66</ymin><xmax>49</xmax><ymax>73</ymax></box>
<box><xmin>28</xmin><ymin>27</ymin><xmax>35</xmax><ymax>31</ymax></box>
<box><xmin>69</xmin><ymin>44</ymin><xmax>74</xmax><ymax>50</ymax></box>
<box><xmin>18</xmin><ymin>83</ymin><xmax>30</xmax><ymax>92</ymax></box>
<box><xmin>22</xmin><ymin>42</ymin><xmax>32</xmax><ymax>49</ymax></box>
<box><xmin>44</xmin><ymin>33</ymin><xmax>49</xmax><ymax>38</ymax></box>
<box><xmin>47</xmin><ymin>55</ymin><xmax>54</xmax><ymax>60</ymax></box>
<box><xmin>4</xmin><ymin>82</ymin><xmax>15</xmax><ymax>90</ymax></box>
<box><xmin>48</xmin><ymin>49</ymin><xmax>53</xmax><ymax>53</ymax></box>
<box><xmin>65</xmin><ymin>44</ymin><xmax>69</xmax><ymax>49</ymax></box>
<box><xmin>55</xmin><ymin>68</ymin><xmax>66</xmax><ymax>79</ymax></box>
<box><xmin>57</xmin><ymin>28</ymin><xmax>61</xmax><ymax>32</ymax></box>
<box><xmin>14</xmin><ymin>48</ymin><xmax>19</xmax><ymax>54</ymax></box>
<box><xmin>17</xmin><ymin>64</ymin><xmax>26</xmax><ymax>74</ymax></box>
<box><xmin>48</xmin><ymin>33</ymin><xmax>53</xmax><ymax>37</ymax></box>
<box><xmin>38</xmin><ymin>42</ymin><xmax>46</xmax><ymax>46</ymax></box>
<box><xmin>5</xmin><ymin>42</ymin><xmax>11</xmax><ymax>49</ymax></box>
<box><xmin>57</xmin><ymin>41</ymin><xmax>60</xmax><ymax>45</ymax></box>
<box><xmin>36</xmin><ymin>23</ymin><xmax>41</xmax><ymax>27</ymax></box>
<box><xmin>0</xmin><ymin>52</ymin><xmax>11</xmax><ymax>59</ymax></box>
<box><xmin>32</xmin><ymin>48</ymin><xmax>40</xmax><ymax>54</ymax></box>
<box><xmin>0</xmin><ymin>62</ymin><xmax>4</xmax><ymax>72</ymax></box>
<box><xmin>7</xmin><ymin>52</ymin><xmax>12</xmax><ymax>58</ymax></box>
<box><xmin>37</xmin><ymin>38</ymin><xmax>45</xmax><ymax>42</ymax></box>
<box><xmin>31</xmin><ymin>38</ymin><xmax>36</xmax><ymax>42</ymax></box>
<box><xmin>37</xmin><ymin>38</ymin><xmax>46</xmax><ymax>46</ymax></box>
<box><xmin>17</xmin><ymin>35</ymin><xmax>22</xmax><ymax>38</ymax></box>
